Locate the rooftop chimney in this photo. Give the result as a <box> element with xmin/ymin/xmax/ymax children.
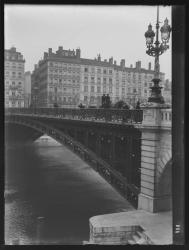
<box><xmin>97</xmin><ymin>54</ymin><xmax>101</xmax><ymax>61</ymax></box>
<box><xmin>136</xmin><ymin>61</ymin><xmax>141</xmax><ymax>70</ymax></box>
<box><xmin>120</xmin><ymin>59</ymin><xmax>125</xmax><ymax>68</ymax></box>
<box><xmin>109</xmin><ymin>57</ymin><xmax>113</xmax><ymax>65</ymax></box>
<box><xmin>148</xmin><ymin>62</ymin><xmax>151</xmax><ymax>70</ymax></box>
<box><xmin>114</xmin><ymin>60</ymin><xmax>117</xmax><ymax>65</ymax></box>
<box><xmin>76</xmin><ymin>48</ymin><xmax>81</xmax><ymax>59</ymax></box>
<box><xmin>48</xmin><ymin>48</ymin><xmax>52</xmax><ymax>55</ymax></box>
<box><xmin>11</xmin><ymin>47</ymin><xmax>16</xmax><ymax>52</ymax></box>
<box><xmin>43</xmin><ymin>52</ymin><xmax>48</xmax><ymax>59</ymax></box>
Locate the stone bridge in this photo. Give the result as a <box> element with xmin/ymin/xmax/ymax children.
<box><xmin>5</xmin><ymin>106</ymin><xmax>172</xmax><ymax>212</ymax></box>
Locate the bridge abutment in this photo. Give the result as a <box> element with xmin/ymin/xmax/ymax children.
<box><xmin>138</xmin><ymin>105</ymin><xmax>172</xmax><ymax>213</ymax></box>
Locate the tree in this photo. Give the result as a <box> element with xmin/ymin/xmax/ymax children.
<box><xmin>113</xmin><ymin>100</ymin><xmax>130</xmax><ymax>109</ymax></box>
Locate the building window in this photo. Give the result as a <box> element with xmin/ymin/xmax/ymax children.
<box><xmin>91</xmin><ymin>77</ymin><xmax>95</xmax><ymax>83</ymax></box>
<box><xmin>84</xmin><ymin>96</ymin><xmax>88</xmax><ymax>102</ymax></box>
<box><xmin>97</xmin><ymin>77</ymin><xmax>101</xmax><ymax>84</ymax></box>
<box><xmin>97</xmin><ymin>86</ymin><xmax>101</xmax><ymax>93</ymax></box>
<box><xmin>84</xmin><ymin>67</ymin><xmax>88</xmax><ymax>72</ymax></box>
<box><xmin>144</xmin><ymin>89</ymin><xmax>147</xmax><ymax>94</ymax></box>
<box><xmin>109</xmin><ymin>87</ymin><xmax>112</xmax><ymax>93</ymax></box>
<box><xmin>84</xmin><ymin>86</ymin><xmax>88</xmax><ymax>92</ymax></box>
<box><xmin>97</xmin><ymin>68</ymin><xmax>101</xmax><ymax>74</ymax></box>
<box><xmin>109</xmin><ymin>70</ymin><xmax>112</xmax><ymax>74</ymax></box>
<box><xmin>12</xmin><ymin>81</ymin><xmax>15</xmax><ymax>85</ymax></box>
<box><xmin>91</xmin><ymin>86</ymin><xmax>94</xmax><ymax>93</ymax></box>
<box><xmin>84</xmin><ymin>76</ymin><xmax>88</xmax><ymax>83</ymax></box>
<box><xmin>103</xmin><ymin>78</ymin><xmax>106</xmax><ymax>84</ymax></box>
<box><xmin>103</xmin><ymin>69</ymin><xmax>107</xmax><ymax>74</ymax></box>
<box><xmin>109</xmin><ymin>78</ymin><xmax>112</xmax><ymax>83</ymax></box>
<box><xmin>90</xmin><ymin>96</ymin><xmax>95</xmax><ymax>103</ymax></box>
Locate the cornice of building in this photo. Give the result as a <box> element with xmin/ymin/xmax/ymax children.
<box><xmin>34</xmin><ymin>48</ymin><xmax>165</xmax><ymax>76</ymax></box>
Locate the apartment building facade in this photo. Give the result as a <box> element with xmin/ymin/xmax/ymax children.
<box><xmin>24</xmin><ymin>71</ymin><xmax>31</xmax><ymax>107</ymax></box>
<box><xmin>31</xmin><ymin>46</ymin><xmax>165</xmax><ymax>108</ymax></box>
<box><xmin>4</xmin><ymin>47</ymin><xmax>25</xmax><ymax>108</ymax></box>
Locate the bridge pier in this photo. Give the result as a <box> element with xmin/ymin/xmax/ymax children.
<box><xmin>138</xmin><ymin>105</ymin><xmax>172</xmax><ymax>213</ymax></box>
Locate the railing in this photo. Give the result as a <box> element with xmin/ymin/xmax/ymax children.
<box><xmin>161</xmin><ymin>109</ymin><xmax>172</xmax><ymax>126</ymax></box>
<box><xmin>5</xmin><ymin>108</ymin><xmax>143</xmax><ymax>124</ymax></box>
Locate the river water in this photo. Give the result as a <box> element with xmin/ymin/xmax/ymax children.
<box><xmin>5</xmin><ymin>136</ymin><xmax>133</xmax><ymax>245</ymax></box>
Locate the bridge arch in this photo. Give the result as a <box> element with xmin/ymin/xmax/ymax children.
<box><xmin>5</xmin><ymin>115</ymin><xmax>140</xmax><ymax>208</ymax></box>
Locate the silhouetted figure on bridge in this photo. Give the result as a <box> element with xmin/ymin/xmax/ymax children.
<box><xmin>78</xmin><ymin>103</ymin><xmax>85</xmax><ymax>109</ymax></box>
<box><xmin>136</xmin><ymin>101</ymin><xmax>140</xmax><ymax>109</ymax></box>
<box><xmin>105</xmin><ymin>94</ymin><xmax>111</xmax><ymax>108</ymax></box>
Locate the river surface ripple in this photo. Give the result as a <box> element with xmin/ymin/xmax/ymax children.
<box><xmin>5</xmin><ymin>137</ymin><xmax>133</xmax><ymax>245</ymax></box>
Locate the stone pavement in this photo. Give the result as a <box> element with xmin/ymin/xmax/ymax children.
<box><xmin>88</xmin><ymin>210</ymin><xmax>172</xmax><ymax>245</ymax></box>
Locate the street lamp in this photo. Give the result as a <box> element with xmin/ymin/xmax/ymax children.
<box><xmin>144</xmin><ymin>6</ymin><xmax>171</xmax><ymax>103</ymax></box>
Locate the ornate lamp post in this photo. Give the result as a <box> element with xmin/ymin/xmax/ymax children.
<box><xmin>145</xmin><ymin>6</ymin><xmax>171</xmax><ymax>104</ymax></box>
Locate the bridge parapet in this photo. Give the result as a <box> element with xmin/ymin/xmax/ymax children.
<box><xmin>5</xmin><ymin>108</ymin><xmax>143</xmax><ymax>124</ymax></box>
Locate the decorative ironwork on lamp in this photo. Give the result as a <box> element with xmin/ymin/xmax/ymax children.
<box><xmin>144</xmin><ymin>6</ymin><xmax>171</xmax><ymax>104</ymax></box>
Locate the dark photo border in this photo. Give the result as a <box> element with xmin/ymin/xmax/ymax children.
<box><xmin>1</xmin><ymin>0</ymin><xmax>188</xmax><ymax>248</ymax></box>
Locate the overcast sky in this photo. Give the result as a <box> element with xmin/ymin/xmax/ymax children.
<box><xmin>5</xmin><ymin>5</ymin><xmax>172</xmax><ymax>80</ymax></box>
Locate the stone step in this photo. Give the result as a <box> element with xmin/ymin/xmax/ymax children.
<box><xmin>132</xmin><ymin>232</ymin><xmax>148</xmax><ymax>245</ymax></box>
<box><xmin>127</xmin><ymin>239</ymin><xmax>136</xmax><ymax>245</ymax></box>
<box><xmin>137</xmin><ymin>231</ymin><xmax>153</xmax><ymax>244</ymax></box>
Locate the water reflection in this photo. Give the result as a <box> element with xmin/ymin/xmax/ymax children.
<box><xmin>5</xmin><ymin>136</ymin><xmax>133</xmax><ymax>245</ymax></box>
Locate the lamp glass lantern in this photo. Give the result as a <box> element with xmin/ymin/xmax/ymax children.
<box><xmin>145</xmin><ymin>23</ymin><xmax>155</xmax><ymax>46</ymax></box>
<box><xmin>160</xmin><ymin>18</ymin><xmax>171</xmax><ymax>43</ymax></box>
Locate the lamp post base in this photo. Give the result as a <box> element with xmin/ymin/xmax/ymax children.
<box><xmin>148</xmin><ymin>78</ymin><xmax>165</xmax><ymax>104</ymax></box>
<box><xmin>148</xmin><ymin>96</ymin><xmax>165</xmax><ymax>104</ymax></box>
